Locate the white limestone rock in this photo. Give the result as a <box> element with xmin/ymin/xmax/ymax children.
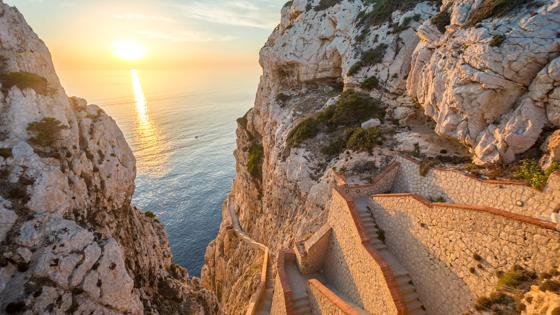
<box><xmin>361</xmin><ymin>118</ymin><xmax>381</xmax><ymax>129</ymax></box>
<box><xmin>0</xmin><ymin>207</ymin><xmax>17</xmax><ymax>243</ymax></box>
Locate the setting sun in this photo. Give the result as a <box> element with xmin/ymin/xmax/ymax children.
<box><xmin>113</xmin><ymin>40</ymin><xmax>147</xmax><ymax>62</ymax></box>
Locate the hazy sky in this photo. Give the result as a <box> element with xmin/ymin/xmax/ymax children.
<box><xmin>5</xmin><ymin>0</ymin><xmax>286</xmax><ymax>69</ymax></box>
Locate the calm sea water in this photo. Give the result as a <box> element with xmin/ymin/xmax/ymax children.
<box><xmin>58</xmin><ymin>67</ymin><xmax>259</xmax><ymax>275</ymax></box>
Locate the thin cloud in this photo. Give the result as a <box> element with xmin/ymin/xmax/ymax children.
<box><xmin>113</xmin><ymin>13</ymin><xmax>177</xmax><ymax>23</ymax></box>
<box><xmin>174</xmin><ymin>0</ymin><xmax>281</xmax><ymax>29</ymax></box>
<box><xmin>138</xmin><ymin>30</ymin><xmax>236</xmax><ymax>43</ymax></box>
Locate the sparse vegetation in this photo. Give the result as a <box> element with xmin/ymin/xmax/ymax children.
<box><xmin>430</xmin><ymin>196</ymin><xmax>446</xmax><ymax>203</ymax></box>
<box><xmin>431</xmin><ymin>10</ymin><xmax>451</xmax><ymax>33</ymax></box>
<box><xmin>321</xmin><ymin>137</ymin><xmax>346</xmax><ymax>158</ymax></box>
<box><xmin>514</xmin><ymin>159</ymin><xmax>560</xmax><ymax>190</ymax></box>
<box><xmin>497</xmin><ymin>268</ymin><xmax>536</xmax><ymax>289</ymax></box>
<box><xmin>287</xmin><ymin>90</ymin><xmax>384</xmax><ymax>149</ymax></box>
<box><xmin>237</xmin><ymin>110</ymin><xmax>250</xmax><ymax>129</ymax></box>
<box><xmin>490</xmin><ymin>34</ymin><xmax>506</xmax><ymax>47</ymax></box>
<box><xmin>419</xmin><ymin>159</ymin><xmax>435</xmax><ymax>177</ymax></box>
<box><xmin>287</xmin><ymin>117</ymin><xmax>320</xmax><ymax>148</ymax></box>
<box><xmin>26</xmin><ymin>117</ymin><xmax>68</xmax><ymax>147</ymax></box>
<box><xmin>276</xmin><ymin>92</ymin><xmax>291</xmax><ymax>104</ymax></box>
<box><xmin>356</xmin><ymin>0</ymin><xmax>434</xmax><ymax>27</ymax></box>
<box><xmin>315</xmin><ymin>0</ymin><xmax>341</xmax><ymax>11</ymax></box>
<box><xmin>348</xmin><ymin>44</ymin><xmax>388</xmax><ymax>76</ymax></box>
<box><xmin>361</xmin><ymin>76</ymin><xmax>379</xmax><ymax>90</ymax></box>
<box><xmin>0</xmin><ymin>71</ymin><xmax>50</xmax><ymax>95</ymax></box>
<box><xmin>247</xmin><ymin>143</ymin><xmax>264</xmax><ymax>179</ymax></box>
<box><xmin>345</xmin><ymin>127</ymin><xmax>382</xmax><ymax>153</ymax></box>
<box><xmin>0</xmin><ymin>148</ymin><xmax>12</xmax><ymax>159</ymax></box>
<box><xmin>465</xmin><ymin>0</ymin><xmax>529</xmax><ymax>27</ymax></box>
<box><xmin>144</xmin><ymin>211</ymin><xmax>160</xmax><ymax>223</ymax></box>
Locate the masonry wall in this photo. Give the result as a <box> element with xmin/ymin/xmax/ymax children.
<box><xmin>270</xmin><ymin>275</ymin><xmax>288</xmax><ymax>315</ymax></box>
<box><xmin>307</xmin><ymin>279</ymin><xmax>359</xmax><ymax>315</ymax></box>
<box><xmin>370</xmin><ymin>195</ymin><xmax>560</xmax><ymax>315</ymax></box>
<box><xmin>295</xmin><ymin>224</ymin><xmax>332</xmax><ymax>275</ymax></box>
<box><xmin>393</xmin><ymin>156</ymin><xmax>560</xmax><ymax>220</ymax></box>
<box><xmin>340</xmin><ymin>162</ymin><xmax>400</xmax><ymax>200</ymax></box>
<box><xmin>323</xmin><ymin>190</ymin><xmax>399</xmax><ymax>315</ymax></box>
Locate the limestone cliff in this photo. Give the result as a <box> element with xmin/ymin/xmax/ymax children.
<box><xmin>0</xmin><ymin>2</ymin><xmax>218</xmax><ymax>314</ymax></box>
<box><xmin>202</xmin><ymin>0</ymin><xmax>560</xmax><ymax>312</ymax></box>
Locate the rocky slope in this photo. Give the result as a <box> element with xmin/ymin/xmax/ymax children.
<box><xmin>0</xmin><ymin>2</ymin><xmax>218</xmax><ymax>314</ymax></box>
<box><xmin>202</xmin><ymin>0</ymin><xmax>560</xmax><ymax>312</ymax></box>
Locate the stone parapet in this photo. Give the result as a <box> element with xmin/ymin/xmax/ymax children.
<box><xmin>336</xmin><ymin>161</ymin><xmax>400</xmax><ymax>199</ymax></box>
<box><xmin>370</xmin><ymin>193</ymin><xmax>560</xmax><ymax>315</ymax></box>
<box><xmin>307</xmin><ymin>279</ymin><xmax>366</xmax><ymax>315</ymax></box>
<box><xmin>271</xmin><ymin>250</ymin><xmax>297</xmax><ymax>315</ymax></box>
<box><xmin>294</xmin><ymin>224</ymin><xmax>332</xmax><ymax>275</ymax></box>
<box><xmin>393</xmin><ymin>155</ymin><xmax>560</xmax><ymax>221</ymax></box>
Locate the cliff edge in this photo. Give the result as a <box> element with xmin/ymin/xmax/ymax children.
<box><xmin>0</xmin><ymin>2</ymin><xmax>218</xmax><ymax>314</ymax></box>
<box><xmin>202</xmin><ymin>0</ymin><xmax>560</xmax><ymax>313</ymax></box>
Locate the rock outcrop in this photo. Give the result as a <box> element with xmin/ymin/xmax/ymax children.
<box><xmin>203</xmin><ymin>0</ymin><xmax>560</xmax><ymax>313</ymax></box>
<box><xmin>0</xmin><ymin>2</ymin><xmax>218</xmax><ymax>314</ymax></box>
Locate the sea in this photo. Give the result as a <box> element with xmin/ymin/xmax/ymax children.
<box><xmin>57</xmin><ymin>67</ymin><xmax>260</xmax><ymax>276</ymax></box>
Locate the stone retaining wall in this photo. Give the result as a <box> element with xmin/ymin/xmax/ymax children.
<box><xmin>370</xmin><ymin>193</ymin><xmax>560</xmax><ymax>315</ymax></box>
<box><xmin>307</xmin><ymin>279</ymin><xmax>363</xmax><ymax>315</ymax></box>
<box><xmin>393</xmin><ymin>155</ymin><xmax>560</xmax><ymax>221</ymax></box>
<box><xmin>323</xmin><ymin>189</ymin><xmax>402</xmax><ymax>315</ymax></box>
<box><xmin>271</xmin><ymin>250</ymin><xmax>296</xmax><ymax>315</ymax></box>
<box><xmin>295</xmin><ymin>224</ymin><xmax>332</xmax><ymax>275</ymax></box>
<box><xmin>336</xmin><ymin>162</ymin><xmax>400</xmax><ymax>200</ymax></box>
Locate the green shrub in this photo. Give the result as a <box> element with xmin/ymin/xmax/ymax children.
<box><xmin>345</xmin><ymin>127</ymin><xmax>382</xmax><ymax>153</ymax></box>
<box><xmin>247</xmin><ymin>143</ymin><xmax>264</xmax><ymax>179</ymax></box>
<box><xmin>430</xmin><ymin>196</ymin><xmax>446</xmax><ymax>203</ymax></box>
<box><xmin>490</xmin><ymin>34</ymin><xmax>506</xmax><ymax>47</ymax></box>
<box><xmin>321</xmin><ymin>137</ymin><xmax>346</xmax><ymax>157</ymax></box>
<box><xmin>0</xmin><ymin>148</ymin><xmax>12</xmax><ymax>159</ymax></box>
<box><xmin>0</xmin><ymin>72</ymin><xmax>49</xmax><ymax>95</ymax></box>
<box><xmin>287</xmin><ymin>118</ymin><xmax>319</xmax><ymax>148</ymax></box>
<box><xmin>276</xmin><ymin>92</ymin><xmax>291</xmax><ymax>103</ymax></box>
<box><xmin>357</xmin><ymin>0</ymin><xmax>431</xmax><ymax>27</ymax></box>
<box><xmin>431</xmin><ymin>10</ymin><xmax>450</xmax><ymax>33</ymax></box>
<box><xmin>361</xmin><ymin>76</ymin><xmax>379</xmax><ymax>90</ymax></box>
<box><xmin>315</xmin><ymin>0</ymin><xmax>341</xmax><ymax>11</ymax></box>
<box><xmin>348</xmin><ymin>44</ymin><xmax>388</xmax><ymax>76</ymax></box>
<box><xmin>26</xmin><ymin>117</ymin><xmax>68</xmax><ymax>147</ymax></box>
<box><xmin>539</xmin><ymin>280</ymin><xmax>560</xmax><ymax>293</ymax></box>
<box><xmin>144</xmin><ymin>211</ymin><xmax>160</xmax><ymax>223</ymax></box>
<box><xmin>328</xmin><ymin>90</ymin><xmax>383</xmax><ymax>126</ymax></box>
<box><xmin>497</xmin><ymin>269</ymin><xmax>533</xmax><ymax>289</ymax></box>
<box><xmin>514</xmin><ymin>159</ymin><xmax>559</xmax><ymax>190</ymax></box>
<box><xmin>465</xmin><ymin>0</ymin><xmax>528</xmax><ymax>27</ymax></box>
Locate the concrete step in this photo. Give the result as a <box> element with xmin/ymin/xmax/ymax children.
<box><xmin>405</xmin><ymin>300</ymin><xmax>424</xmax><ymax>312</ymax></box>
<box><xmin>294</xmin><ymin>305</ymin><xmax>311</xmax><ymax>315</ymax></box>
<box><xmin>399</xmin><ymin>284</ymin><xmax>416</xmax><ymax>295</ymax></box>
<box><xmin>402</xmin><ymin>292</ymin><xmax>420</xmax><ymax>303</ymax></box>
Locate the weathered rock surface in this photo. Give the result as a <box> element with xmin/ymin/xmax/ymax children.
<box><xmin>0</xmin><ymin>2</ymin><xmax>218</xmax><ymax>314</ymax></box>
<box><xmin>203</xmin><ymin>0</ymin><xmax>560</xmax><ymax>313</ymax></box>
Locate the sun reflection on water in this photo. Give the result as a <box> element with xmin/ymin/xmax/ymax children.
<box><xmin>131</xmin><ymin>69</ymin><xmax>168</xmax><ymax>176</ymax></box>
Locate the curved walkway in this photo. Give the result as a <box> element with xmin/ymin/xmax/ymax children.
<box><xmin>225</xmin><ymin>201</ymin><xmax>273</xmax><ymax>315</ymax></box>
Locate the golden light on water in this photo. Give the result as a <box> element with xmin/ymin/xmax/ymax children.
<box><xmin>131</xmin><ymin>69</ymin><xmax>148</xmax><ymax>121</ymax></box>
<box><xmin>130</xmin><ymin>69</ymin><xmax>168</xmax><ymax>176</ymax></box>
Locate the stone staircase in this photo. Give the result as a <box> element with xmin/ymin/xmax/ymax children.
<box><xmin>292</xmin><ymin>296</ymin><xmax>312</xmax><ymax>315</ymax></box>
<box><xmin>255</xmin><ymin>262</ymin><xmax>274</xmax><ymax>315</ymax></box>
<box><xmin>354</xmin><ymin>197</ymin><xmax>426</xmax><ymax>315</ymax></box>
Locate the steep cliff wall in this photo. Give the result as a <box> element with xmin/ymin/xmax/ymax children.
<box><xmin>0</xmin><ymin>2</ymin><xmax>218</xmax><ymax>314</ymax></box>
<box><xmin>203</xmin><ymin>0</ymin><xmax>560</xmax><ymax>312</ymax></box>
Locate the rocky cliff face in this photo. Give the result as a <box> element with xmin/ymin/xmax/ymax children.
<box><xmin>0</xmin><ymin>2</ymin><xmax>218</xmax><ymax>314</ymax></box>
<box><xmin>202</xmin><ymin>0</ymin><xmax>560</xmax><ymax>311</ymax></box>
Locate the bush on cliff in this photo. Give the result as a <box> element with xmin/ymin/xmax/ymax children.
<box><xmin>345</xmin><ymin>127</ymin><xmax>382</xmax><ymax>153</ymax></box>
<box><xmin>357</xmin><ymin>0</ymin><xmax>439</xmax><ymax>27</ymax></box>
<box><xmin>348</xmin><ymin>44</ymin><xmax>387</xmax><ymax>76</ymax></box>
<box><xmin>247</xmin><ymin>143</ymin><xmax>264</xmax><ymax>179</ymax></box>
<box><xmin>315</xmin><ymin>0</ymin><xmax>341</xmax><ymax>11</ymax></box>
<box><xmin>288</xmin><ymin>90</ymin><xmax>384</xmax><ymax>149</ymax></box>
<box><xmin>465</xmin><ymin>0</ymin><xmax>529</xmax><ymax>27</ymax></box>
<box><xmin>0</xmin><ymin>71</ymin><xmax>50</xmax><ymax>95</ymax></box>
<box><xmin>27</xmin><ymin>117</ymin><xmax>68</xmax><ymax>147</ymax></box>
<box><xmin>361</xmin><ymin>76</ymin><xmax>379</xmax><ymax>90</ymax></box>
<box><xmin>514</xmin><ymin>159</ymin><xmax>560</xmax><ymax>190</ymax></box>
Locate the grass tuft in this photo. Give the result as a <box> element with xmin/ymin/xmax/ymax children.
<box><xmin>0</xmin><ymin>72</ymin><xmax>50</xmax><ymax>95</ymax></box>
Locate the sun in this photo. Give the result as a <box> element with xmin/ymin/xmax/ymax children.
<box><xmin>113</xmin><ymin>40</ymin><xmax>147</xmax><ymax>62</ymax></box>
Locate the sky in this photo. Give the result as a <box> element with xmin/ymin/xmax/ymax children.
<box><xmin>5</xmin><ymin>0</ymin><xmax>286</xmax><ymax>70</ymax></box>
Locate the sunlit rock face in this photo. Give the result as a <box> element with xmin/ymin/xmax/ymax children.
<box><xmin>408</xmin><ymin>0</ymin><xmax>560</xmax><ymax>165</ymax></box>
<box><xmin>202</xmin><ymin>0</ymin><xmax>560</xmax><ymax>312</ymax></box>
<box><xmin>0</xmin><ymin>2</ymin><xmax>218</xmax><ymax>314</ymax></box>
